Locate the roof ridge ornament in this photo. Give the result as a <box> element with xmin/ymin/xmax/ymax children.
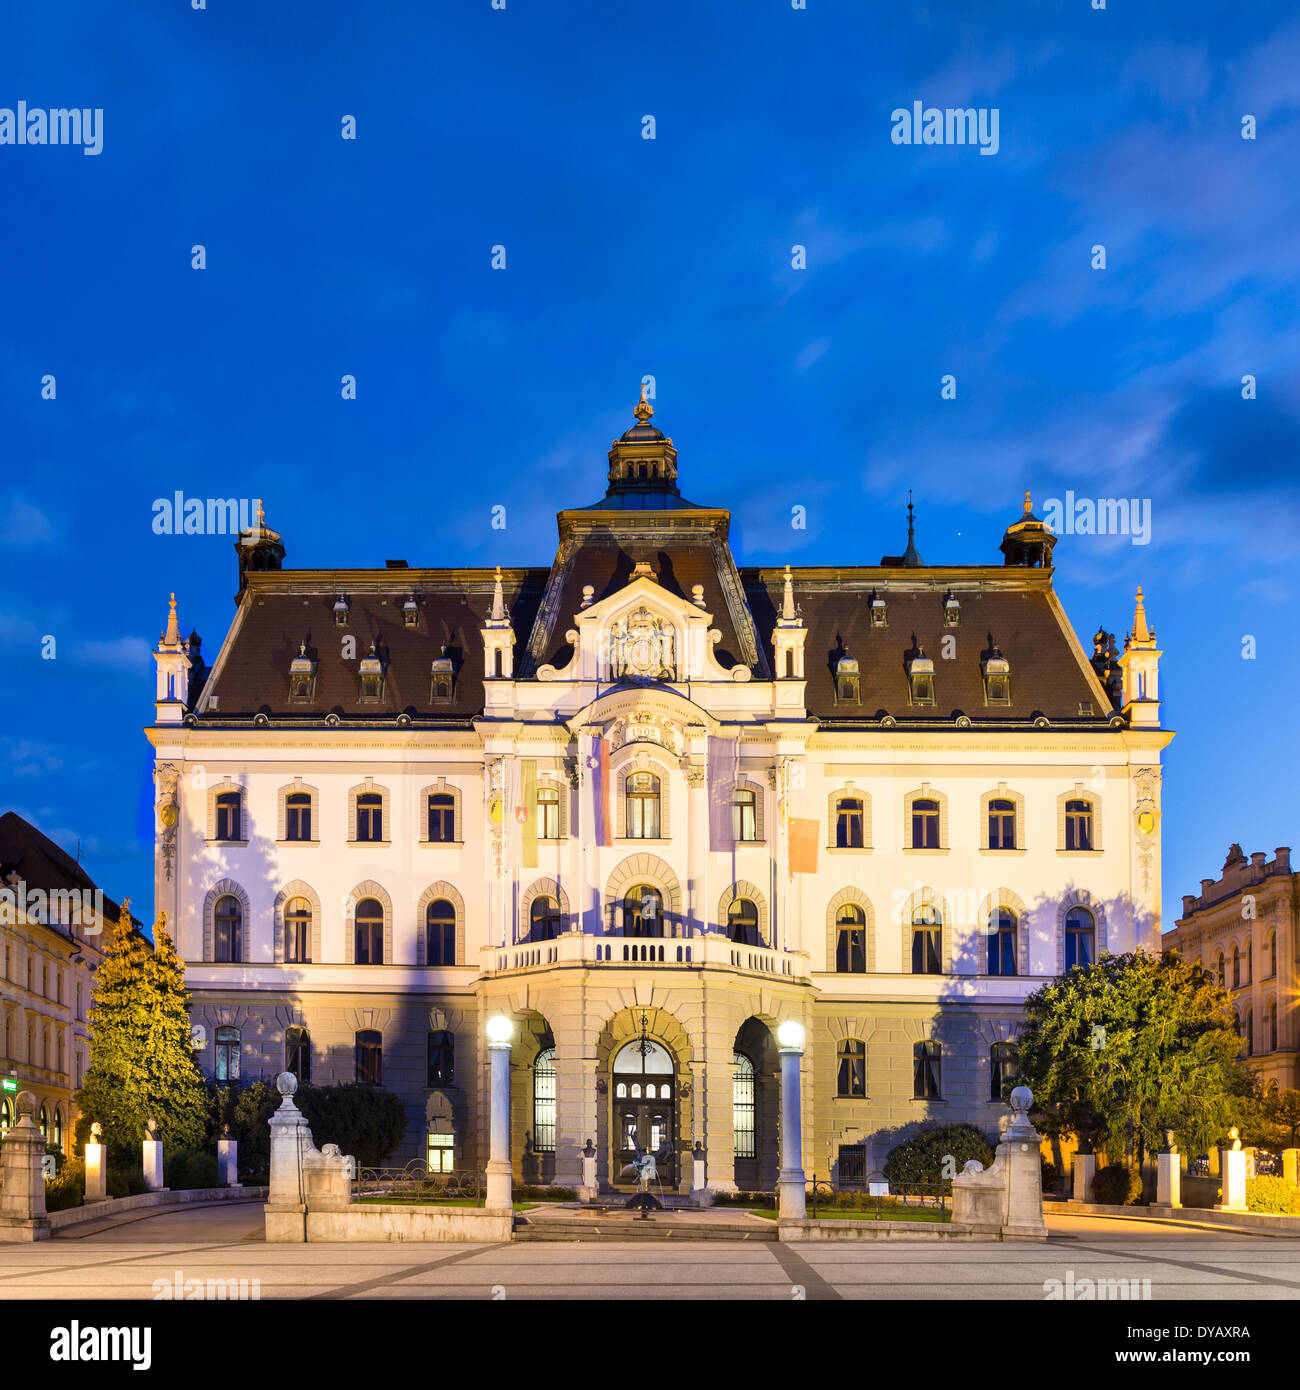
<box><xmin>633</xmin><ymin>381</ymin><xmax>653</xmax><ymax>424</ymax></box>
<box><xmin>162</xmin><ymin>592</ymin><xmax>182</xmax><ymax>646</ymax></box>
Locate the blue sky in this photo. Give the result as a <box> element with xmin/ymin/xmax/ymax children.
<box><xmin>1</xmin><ymin>0</ymin><xmax>1297</xmax><ymax>927</ymax></box>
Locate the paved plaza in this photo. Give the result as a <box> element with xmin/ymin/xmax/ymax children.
<box><xmin>2</xmin><ymin>1203</ymin><xmax>1299</xmax><ymax>1300</ymax></box>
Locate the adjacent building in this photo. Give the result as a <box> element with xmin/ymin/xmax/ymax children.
<box><xmin>147</xmin><ymin>391</ymin><xmax>1173</xmax><ymax>1191</ymax></box>
<box><xmin>1165</xmin><ymin>845</ymin><xmax>1298</xmax><ymax>1090</ymax></box>
<box><xmin>0</xmin><ymin>811</ymin><xmax>120</xmax><ymax>1153</ymax></box>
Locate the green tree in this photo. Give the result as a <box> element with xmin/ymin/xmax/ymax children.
<box><xmin>73</xmin><ymin>905</ymin><xmax>207</xmax><ymax>1163</ymax></box>
<box><xmin>1016</xmin><ymin>950</ymin><xmax>1243</xmax><ymax>1167</ymax></box>
<box><xmin>297</xmin><ymin>1084</ymin><xmax>408</xmax><ymax>1167</ymax></box>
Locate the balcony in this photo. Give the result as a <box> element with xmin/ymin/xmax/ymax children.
<box><xmin>480</xmin><ymin>931</ymin><xmax>810</xmax><ymax>983</ymax></box>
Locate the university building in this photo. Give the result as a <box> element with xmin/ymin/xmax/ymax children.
<box><xmin>1164</xmin><ymin>845</ymin><xmax>1299</xmax><ymax>1091</ymax></box>
<box><xmin>148</xmin><ymin>391</ymin><xmax>1172</xmax><ymax>1192</ymax></box>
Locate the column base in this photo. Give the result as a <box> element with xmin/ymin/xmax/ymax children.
<box><xmin>778</xmin><ymin>1176</ymin><xmax>807</xmax><ymax>1222</ymax></box>
<box><xmin>485</xmin><ymin>1161</ymin><xmax>513</xmax><ymax>1213</ymax></box>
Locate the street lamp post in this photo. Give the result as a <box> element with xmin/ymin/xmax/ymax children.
<box><xmin>776</xmin><ymin>1019</ymin><xmax>806</xmax><ymax>1221</ymax></box>
<box><xmin>485</xmin><ymin>1015</ymin><xmax>514</xmax><ymax>1212</ymax></box>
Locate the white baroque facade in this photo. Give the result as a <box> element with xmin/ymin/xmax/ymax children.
<box><xmin>147</xmin><ymin>393</ymin><xmax>1172</xmax><ymax>1192</ymax></box>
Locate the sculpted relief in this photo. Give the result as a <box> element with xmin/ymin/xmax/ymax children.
<box><xmin>608</xmin><ymin>607</ymin><xmax>677</xmax><ymax>682</ymax></box>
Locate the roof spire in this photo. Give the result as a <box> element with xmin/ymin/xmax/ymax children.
<box><xmin>781</xmin><ymin>564</ymin><xmax>796</xmax><ymax>622</ymax></box>
<box><xmin>1129</xmin><ymin>585</ymin><xmax>1153</xmax><ymax>645</ymax></box>
<box><xmin>255</xmin><ymin>498</ymin><xmax>265</xmax><ymax>527</ymax></box>
<box><xmin>633</xmin><ymin>380</ymin><xmax>654</xmax><ymax>424</ymax></box>
<box><xmin>1023</xmin><ymin>490</ymin><xmax>1033</xmax><ymax>515</ymax></box>
<box><xmin>162</xmin><ymin>592</ymin><xmax>181</xmax><ymax>646</ymax></box>
<box><xmin>902</xmin><ymin>491</ymin><xmax>924</xmax><ymax>567</ymax></box>
<box><xmin>489</xmin><ymin>566</ymin><xmax>507</xmax><ymax>622</ymax></box>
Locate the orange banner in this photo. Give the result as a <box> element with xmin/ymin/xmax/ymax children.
<box><xmin>788</xmin><ymin>817</ymin><xmax>819</xmax><ymax>874</ymax></box>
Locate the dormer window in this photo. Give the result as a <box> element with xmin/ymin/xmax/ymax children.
<box><xmin>333</xmin><ymin>596</ymin><xmax>350</xmax><ymax>627</ymax></box>
<box><xmin>288</xmin><ymin>642</ymin><xmax>316</xmax><ymax>704</ymax></box>
<box><xmin>835</xmin><ymin>657</ymin><xmax>860</xmax><ymax>705</ymax></box>
<box><xmin>906</xmin><ymin>649</ymin><xmax>935</xmax><ymax>706</ymax></box>
<box><xmin>403</xmin><ymin>595</ymin><xmax>419</xmax><ymax>628</ymax></box>
<box><xmin>943</xmin><ymin>594</ymin><xmax>961</xmax><ymax>627</ymax></box>
<box><xmin>430</xmin><ymin>657</ymin><xmax>454</xmax><ymax>704</ymax></box>
<box><xmin>358</xmin><ymin>643</ymin><xmax>386</xmax><ymax>702</ymax></box>
<box><xmin>869</xmin><ymin>593</ymin><xmax>887</xmax><ymax>627</ymax></box>
<box><xmin>981</xmin><ymin>645</ymin><xmax>1011</xmax><ymax>706</ymax></box>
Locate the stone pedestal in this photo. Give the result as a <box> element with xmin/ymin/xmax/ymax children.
<box><xmin>1283</xmin><ymin>1148</ymin><xmax>1298</xmax><ymax>1187</ymax></box>
<box><xmin>1156</xmin><ymin>1152</ymin><xmax>1181</xmax><ymax>1209</ymax></box>
<box><xmin>0</xmin><ymin>1091</ymin><xmax>50</xmax><ymax>1241</ymax></box>
<box><xmin>951</xmin><ymin>1088</ymin><xmax>1047</xmax><ymax>1240</ymax></box>
<box><xmin>485</xmin><ymin>1037</ymin><xmax>514</xmax><ymax>1213</ymax></box>
<box><xmin>266</xmin><ymin>1073</ymin><xmax>313</xmax><ymax>1242</ymax></box>
<box><xmin>84</xmin><ymin>1142</ymin><xmax>107</xmax><ymax>1203</ymax></box>
<box><xmin>690</xmin><ymin>1142</ymin><xmax>713</xmax><ymax>1207</ymax></box>
<box><xmin>1217</xmin><ymin>1150</ymin><xmax>1247</xmax><ymax>1212</ymax></box>
<box><xmin>577</xmin><ymin>1140</ymin><xmax>598</xmax><ymax>1203</ymax></box>
<box><xmin>777</xmin><ymin>1045</ymin><xmax>806</xmax><ymax>1221</ymax></box>
<box><xmin>218</xmin><ymin>1138</ymin><xmax>239</xmax><ymax>1187</ymax></box>
<box><xmin>142</xmin><ymin>1140</ymin><xmax>165</xmax><ymax>1192</ymax></box>
<box><xmin>1071</xmin><ymin>1152</ymin><xmax>1096</xmax><ymax>1203</ymax></box>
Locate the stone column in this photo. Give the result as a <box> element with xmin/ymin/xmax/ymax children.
<box><xmin>1000</xmin><ymin>1088</ymin><xmax>1048</xmax><ymax>1239</ymax></box>
<box><xmin>218</xmin><ymin>1133</ymin><xmax>239</xmax><ymax>1187</ymax></box>
<box><xmin>142</xmin><ymin>1122</ymin><xmax>165</xmax><ymax>1192</ymax></box>
<box><xmin>266</xmin><ymin>1072</ymin><xmax>312</xmax><ymax>1242</ymax></box>
<box><xmin>1156</xmin><ymin>1150</ymin><xmax>1181</xmax><ymax>1209</ymax></box>
<box><xmin>685</xmin><ymin>758</ymin><xmax>708</xmax><ymax>937</ymax></box>
<box><xmin>485</xmin><ymin>1019</ymin><xmax>514</xmax><ymax>1212</ymax></box>
<box><xmin>1071</xmin><ymin>1152</ymin><xmax>1095</xmax><ymax>1203</ymax></box>
<box><xmin>0</xmin><ymin>1091</ymin><xmax>50</xmax><ymax>1240</ymax></box>
<box><xmin>777</xmin><ymin>1026</ymin><xmax>806</xmax><ymax>1221</ymax></box>
<box><xmin>84</xmin><ymin>1124</ymin><xmax>107</xmax><ymax>1204</ymax></box>
<box><xmin>551</xmin><ymin>1014</ymin><xmax>597</xmax><ymax>1191</ymax></box>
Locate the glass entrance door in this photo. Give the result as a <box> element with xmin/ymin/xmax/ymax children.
<box><xmin>612</xmin><ymin>1037</ymin><xmax>676</xmax><ymax>1188</ymax></box>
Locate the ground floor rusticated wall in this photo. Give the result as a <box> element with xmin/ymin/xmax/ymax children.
<box><xmin>189</xmin><ymin>976</ymin><xmax>1026</xmax><ymax>1190</ymax></box>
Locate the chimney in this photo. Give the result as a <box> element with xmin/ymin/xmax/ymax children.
<box><xmin>1276</xmin><ymin>847</ymin><xmax>1291</xmax><ymax>872</ymax></box>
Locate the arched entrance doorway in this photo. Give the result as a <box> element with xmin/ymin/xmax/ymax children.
<box><xmin>612</xmin><ymin>1038</ymin><xmax>676</xmax><ymax>1188</ymax></box>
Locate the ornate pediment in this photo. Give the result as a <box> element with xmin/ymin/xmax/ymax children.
<box><xmin>609</xmin><ymin>606</ymin><xmax>676</xmax><ymax>682</ymax></box>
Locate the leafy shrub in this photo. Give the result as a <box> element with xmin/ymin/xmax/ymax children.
<box><xmin>44</xmin><ymin>1144</ymin><xmax>68</xmax><ymax>1177</ymax></box>
<box><xmin>45</xmin><ymin>1157</ymin><xmax>85</xmax><ymax>1212</ymax></box>
<box><xmin>883</xmin><ymin>1124</ymin><xmax>995</xmax><ymax>1186</ymax></box>
<box><xmin>511</xmin><ymin>1185</ymin><xmax>576</xmax><ymax>1201</ymax></box>
<box><xmin>1246</xmin><ymin>1175</ymin><xmax>1300</xmax><ymax>1214</ymax></box>
<box><xmin>710</xmin><ymin>1190</ymin><xmax>776</xmax><ymax>1208</ymax></box>
<box><xmin>1092</xmin><ymin>1164</ymin><xmax>1142</xmax><ymax>1205</ymax></box>
<box><xmin>1040</xmin><ymin>1158</ymin><xmax>1060</xmax><ymax>1195</ymax></box>
<box><xmin>297</xmin><ymin>1084</ymin><xmax>407</xmax><ymax>1168</ymax></box>
<box><xmin>107</xmin><ymin>1167</ymin><xmax>149</xmax><ymax>1199</ymax></box>
<box><xmin>164</xmin><ymin>1147</ymin><xmax>219</xmax><ymax>1190</ymax></box>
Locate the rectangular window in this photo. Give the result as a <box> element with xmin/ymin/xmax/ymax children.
<box><xmin>836</xmin><ymin>799</ymin><xmax>864</xmax><ymax>848</ymax></box>
<box><xmin>1065</xmin><ymin>800</ymin><xmax>1093</xmax><ymax>851</ymax></box>
<box><xmin>911</xmin><ymin>801</ymin><xmax>940</xmax><ymax>848</ymax></box>
<box><xmin>427</xmin><ymin>1133</ymin><xmax>454</xmax><ymax>1174</ymax></box>
<box><xmin>911</xmin><ymin>926</ymin><xmax>942</xmax><ymax>975</ymax></box>
<box><xmin>356</xmin><ymin>795</ymin><xmax>383</xmax><ymax>842</ymax></box>
<box><xmin>215</xmin><ymin>793</ymin><xmax>241</xmax><ymax>841</ymax></box>
<box><xmin>837</xmin><ymin>1041</ymin><xmax>866</xmax><ymax>1097</ymax></box>
<box><xmin>988</xmin><ymin>801</ymin><xmax>1016</xmax><ymax>849</ymax></box>
<box><xmin>285</xmin><ymin>795</ymin><xmax>312</xmax><ymax>841</ymax></box>
<box><xmin>732</xmin><ymin>790</ymin><xmax>756</xmax><ymax>842</ymax></box>
<box><xmin>427</xmin><ymin>795</ymin><xmax>455</xmax><ymax>842</ymax></box>
<box><xmin>836</xmin><ymin>928</ymin><xmax>866</xmax><ymax>973</ymax></box>
<box><xmin>913</xmin><ymin>1043</ymin><xmax>941</xmax><ymax>1099</ymax></box>
<box><xmin>537</xmin><ymin>788</ymin><xmax>560</xmax><ymax>840</ymax></box>
<box><xmin>427</xmin><ymin>1031</ymin><xmax>454</xmax><ymax>1088</ymax></box>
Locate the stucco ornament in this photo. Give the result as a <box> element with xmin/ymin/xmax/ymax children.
<box><xmin>609</xmin><ymin>608</ymin><xmax>676</xmax><ymax>682</ymax></box>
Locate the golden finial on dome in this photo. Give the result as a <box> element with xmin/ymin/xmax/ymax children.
<box><xmin>633</xmin><ymin>381</ymin><xmax>654</xmax><ymax>424</ymax></box>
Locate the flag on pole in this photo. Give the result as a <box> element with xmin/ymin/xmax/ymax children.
<box><xmin>707</xmin><ymin>735</ymin><xmax>738</xmax><ymax>851</ymax></box>
<box><xmin>586</xmin><ymin>733</ymin><xmax>611</xmax><ymax>846</ymax></box>
<box><xmin>520</xmin><ymin>759</ymin><xmax>537</xmax><ymax>868</ymax></box>
<box><xmin>789</xmin><ymin>818</ymin><xmax>818</xmax><ymax>874</ymax></box>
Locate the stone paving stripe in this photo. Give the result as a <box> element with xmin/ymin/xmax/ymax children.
<box><xmin>306</xmin><ymin>1243</ymin><xmax>511</xmax><ymax>1299</ymax></box>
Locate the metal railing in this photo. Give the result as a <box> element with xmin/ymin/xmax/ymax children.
<box><xmin>807</xmin><ymin>1172</ymin><xmax>951</xmax><ymax>1222</ymax></box>
<box><xmin>353</xmin><ymin>1160</ymin><xmax>483</xmax><ymax>1204</ymax></box>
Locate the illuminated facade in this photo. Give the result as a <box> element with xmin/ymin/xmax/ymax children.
<box><xmin>148</xmin><ymin>392</ymin><xmax>1171</xmax><ymax>1192</ymax></box>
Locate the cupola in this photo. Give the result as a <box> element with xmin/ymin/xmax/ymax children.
<box><xmin>234</xmin><ymin>499</ymin><xmax>286</xmax><ymax>601</ymax></box>
<box><xmin>1000</xmin><ymin>492</ymin><xmax>1056</xmax><ymax>569</ymax></box>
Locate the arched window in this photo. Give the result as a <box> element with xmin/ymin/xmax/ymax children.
<box><xmin>355</xmin><ymin>1029</ymin><xmax>382</xmax><ymax>1085</ymax></box>
<box><xmin>913</xmin><ymin>1041</ymin><xmax>941</xmax><ymax>1099</ymax></box>
<box><xmin>354</xmin><ymin>897</ymin><xmax>384</xmax><ymax>965</ymax></box>
<box><xmin>732</xmin><ymin>788</ymin><xmax>757</xmax><ymax>842</ymax></box>
<box><xmin>987</xmin><ymin>908</ymin><xmax>1017</xmax><ymax>976</ymax></box>
<box><xmin>426</xmin><ymin>899</ymin><xmax>456</xmax><ymax>965</ymax></box>
<box><xmin>1065</xmin><ymin>907</ymin><xmax>1095</xmax><ymax>971</ymax></box>
<box><xmin>356</xmin><ymin>792</ymin><xmax>383</xmax><ymax>842</ymax></box>
<box><xmin>285</xmin><ymin>792</ymin><xmax>312</xmax><ymax>841</ymax></box>
<box><xmin>625</xmin><ymin>772</ymin><xmax>661</xmax><ymax>839</ymax></box>
<box><xmin>1217</xmin><ymin>951</ymin><xmax>1226</xmax><ymax>987</ymax></box>
<box><xmin>990</xmin><ymin>1042</ymin><xmax>1017</xmax><ymax>1101</ymax></box>
<box><xmin>911</xmin><ymin>905</ymin><xmax>942</xmax><ymax>975</ymax></box>
<box><xmin>537</xmin><ymin>787</ymin><xmax>560</xmax><ymax>840</ymax></box>
<box><xmin>1064</xmin><ymin>799</ymin><xmax>1093</xmax><ymax>851</ymax></box>
<box><xmin>52</xmin><ymin>1106</ymin><xmax>63</xmax><ymax>1149</ymax></box>
<box><xmin>215</xmin><ymin>790</ymin><xmax>241</xmax><ymax>842</ymax></box>
<box><xmin>988</xmin><ymin>798</ymin><xmax>1016</xmax><ymax>849</ymax></box>
<box><xmin>533</xmin><ymin>1047</ymin><xmax>556</xmax><ymax>1152</ymax></box>
<box><xmin>835</xmin><ymin>904</ymin><xmax>867</xmax><ymax>973</ymax></box>
<box><xmin>1244</xmin><ymin>1009</ymin><xmax>1254</xmax><ymax>1057</ymax></box>
<box><xmin>1232</xmin><ymin>946</ymin><xmax>1241</xmax><ymax>989</ymax></box>
<box><xmin>0</xmin><ymin>1096</ymin><xmax>11</xmax><ymax>1129</ymax></box>
<box><xmin>1268</xmin><ymin>934</ymin><xmax>1277</xmax><ymax>978</ymax></box>
<box><xmin>427</xmin><ymin>1030</ymin><xmax>454</xmax><ymax>1087</ymax></box>
<box><xmin>623</xmin><ymin>885</ymin><xmax>663</xmax><ymax>937</ymax></box>
<box><xmin>726</xmin><ymin>898</ymin><xmax>760</xmax><ymax>947</ymax></box>
<box><xmin>835</xmin><ymin>798</ymin><xmax>864</xmax><ymax>848</ymax></box>
<box><xmin>529</xmin><ymin>895</ymin><xmax>561</xmax><ymax>942</ymax></box>
<box><xmin>284</xmin><ymin>897</ymin><xmax>312</xmax><ymax>963</ymax></box>
<box><xmin>837</xmin><ymin>1039</ymin><xmax>866</xmax><ymax>1097</ymax></box>
<box><xmin>285</xmin><ymin>1026</ymin><xmax>311</xmax><ymax>1084</ymax></box>
<box><xmin>215</xmin><ymin>1025</ymin><xmax>241</xmax><ymax>1082</ymax></box>
<box><xmin>1242</xmin><ymin>941</ymin><xmax>1252</xmax><ymax>986</ymax></box>
<box><xmin>38</xmin><ymin>1104</ymin><xmax>48</xmax><ymax>1139</ymax></box>
<box><xmin>427</xmin><ymin>793</ymin><xmax>455</xmax><ymax>843</ymax></box>
<box><xmin>911</xmin><ymin>799</ymin><xmax>940</xmax><ymax>849</ymax></box>
<box><xmin>214</xmin><ymin>895</ymin><xmax>243</xmax><ymax>963</ymax></box>
<box><xmin>732</xmin><ymin>1052</ymin><xmax>756</xmax><ymax>1159</ymax></box>
<box><xmin>1269</xmin><ymin>1000</ymin><xmax>1279</xmax><ymax>1052</ymax></box>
